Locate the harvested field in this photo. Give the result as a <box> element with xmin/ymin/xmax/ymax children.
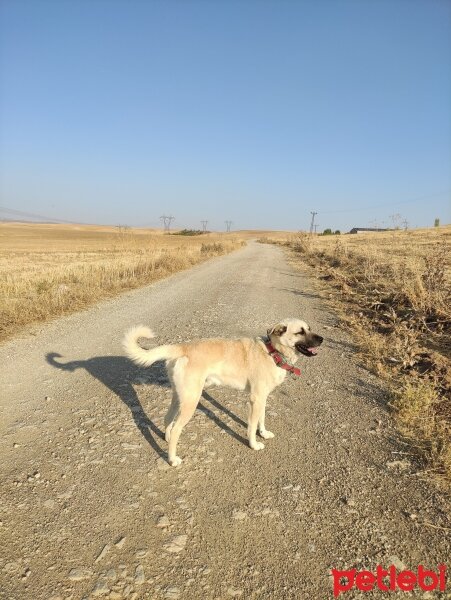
<box><xmin>260</xmin><ymin>227</ymin><xmax>451</xmax><ymax>483</ymax></box>
<box><xmin>0</xmin><ymin>222</ymin><xmax>244</xmax><ymax>341</ymax></box>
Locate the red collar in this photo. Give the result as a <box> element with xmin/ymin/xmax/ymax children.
<box><xmin>264</xmin><ymin>340</ymin><xmax>301</xmax><ymax>377</ymax></box>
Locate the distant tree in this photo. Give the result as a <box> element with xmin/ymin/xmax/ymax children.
<box><xmin>173</xmin><ymin>229</ymin><xmax>205</xmax><ymax>236</ymax></box>
<box><xmin>334</xmin><ymin>230</ymin><xmax>341</xmax><ymax>235</ymax></box>
<box><xmin>323</xmin><ymin>228</ymin><xmax>333</xmax><ymax>235</ymax></box>
<box><xmin>434</xmin><ymin>218</ymin><xmax>440</xmax><ymax>227</ymax></box>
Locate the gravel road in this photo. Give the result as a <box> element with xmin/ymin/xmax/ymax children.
<box><xmin>1</xmin><ymin>241</ymin><xmax>449</xmax><ymax>600</ymax></box>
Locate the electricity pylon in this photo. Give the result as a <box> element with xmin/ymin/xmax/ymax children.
<box><xmin>309</xmin><ymin>212</ymin><xmax>317</xmax><ymax>234</ymax></box>
<box><xmin>160</xmin><ymin>215</ymin><xmax>175</xmax><ymax>232</ymax></box>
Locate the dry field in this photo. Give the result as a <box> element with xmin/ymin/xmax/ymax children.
<box><xmin>234</xmin><ymin>229</ymin><xmax>296</xmax><ymax>240</ymax></box>
<box><xmin>261</xmin><ymin>226</ymin><xmax>451</xmax><ymax>483</ymax></box>
<box><xmin>0</xmin><ymin>222</ymin><xmax>245</xmax><ymax>342</ymax></box>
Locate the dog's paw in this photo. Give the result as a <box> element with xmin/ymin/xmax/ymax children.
<box><xmin>259</xmin><ymin>430</ymin><xmax>274</xmax><ymax>439</ymax></box>
<box><xmin>250</xmin><ymin>441</ymin><xmax>265</xmax><ymax>451</ymax></box>
<box><xmin>169</xmin><ymin>456</ymin><xmax>182</xmax><ymax>467</ymax></box>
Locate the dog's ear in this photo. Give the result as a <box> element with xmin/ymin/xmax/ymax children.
<box><xmin>267</xmin><ymin>324</ymin><xmax>287</xmax><ymax>337</ymax></box>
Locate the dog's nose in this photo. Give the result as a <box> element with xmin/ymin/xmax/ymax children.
<box><xmin>317</xmin><ymin>335</ymin><xmax>324</xmax><ymax>344</ymax></box>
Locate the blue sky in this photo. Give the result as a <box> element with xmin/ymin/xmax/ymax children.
<box><xmin>1</xmin><ymin>0</ymin><xmax>450</xmax><ymax>232</ymax></box>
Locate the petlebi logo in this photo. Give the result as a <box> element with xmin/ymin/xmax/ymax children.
<box><xmin>331</xmin><ymin>564</ymin><xmax>447</xmax><ymax>596</ymax></box>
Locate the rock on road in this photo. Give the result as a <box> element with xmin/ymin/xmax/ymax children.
<box><xmin>0</xmin><ymin>241</ymin><xmax>449</xmax><ymax>600</ymax></box>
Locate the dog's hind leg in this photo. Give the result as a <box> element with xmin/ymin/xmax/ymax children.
<box><xmin>168</xmin><ymin>392</ymin><xmax>202</xmax><ymax>467</ymax></box>
<box><xmin>167</xmin><ymin>397</ymin><xmax>199</xmax><ymax>466</ymax></box>
<box><xmin>166</xmin><ymin>357</ymin><xmax>203</xmax><ymax>466</ymax></box>
<box><xmin>164</xmin><ymin>391</ymin><xmax>179</xmax><ymax>443</ymax></box>
<box><xmin>164</xmin><ymin>359</ymin><xmax>181</xmax><ymax>443</ymax></box>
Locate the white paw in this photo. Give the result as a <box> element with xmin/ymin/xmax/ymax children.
<box><xmin>169</xmin><ymin>456</ymin><xmax>182</xmax><ymax>467</ymax></box>
<box><xmin>259</xmin><ymin>430</ymin><xmax>274</xmax><ymax>439</ymax></box>
<box><xmin>250</xmin><ymin>441</ymin><xmax>265</xmax><ymax>451</ymax></box>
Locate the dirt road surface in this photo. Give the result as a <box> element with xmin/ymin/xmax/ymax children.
<box><xmin>1</xmin><ymin>242</ymin><xmax>449</xmax><ymax>600</ymax></box>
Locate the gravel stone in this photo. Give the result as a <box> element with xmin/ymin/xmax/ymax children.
<box><xmin>68</xmin><ymin>568</ymin><xmax>93</xmax><ymax>581</ymax></box>
<box><xmin>134</xmin><ymin>564</ymin><xmax>145</xmax><ymax>585</ymax></box>
<box><xmin>163</xmin><ymin>535</ymin><xmax>188</xmax><ymax>553</ymax></box>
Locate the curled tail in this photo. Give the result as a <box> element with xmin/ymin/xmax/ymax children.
<box><xmin>122</xmin><ymin>325</ymin><xmax>183</xmax><ymax>367</ymax></box>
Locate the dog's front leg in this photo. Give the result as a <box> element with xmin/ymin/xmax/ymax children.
<box><xmin>247</xmin><ymin>393</ymin><xmax>266</xmax><ymax>450</ymax></box>
<box><xmin>258</xmin><ymin>400</ymin><xmax>274</xmax><ymax>439</ymax></box>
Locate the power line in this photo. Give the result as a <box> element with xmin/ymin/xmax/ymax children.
<box><xmin>0</xmin><ymin>205</ymin><xmax>81</xmax><ymax>224</ymax></box>
<box><xmin>317</xmin><ymin>189</ymin><xmax>451</xmax><ymax>215</ymax></box>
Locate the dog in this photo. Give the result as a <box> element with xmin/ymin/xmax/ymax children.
<box><xmin>123</xmin><ymin>318</ymin><xmax>323</xmax><ymax>466</ymax></box>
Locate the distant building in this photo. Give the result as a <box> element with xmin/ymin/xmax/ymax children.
<box><xmin>349</xmin><ymin>227</ymin><xmax>390</xmax><ymax>234</ymax></box>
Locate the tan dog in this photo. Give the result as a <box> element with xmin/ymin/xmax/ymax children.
<box><xmin>123</xmin><ymin>318</ymin><xmax>323</xmax><ymax>466</ymax></box>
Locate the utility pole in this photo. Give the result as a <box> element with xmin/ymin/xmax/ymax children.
<box><xmin>160</xmin><ymin>215</ymin><xmax>175</xmax><ymax>233</ymax></box>
<box><xmin>225</xmin><ymin>220</ymin><xmax>232</xmax><ymax>232</ymax></box>
<box><xmin>309</xmin><ymin>211</ymin><xmax>317</xmax><ymax>234</ymax></box>
<box><xmin>314</xmin><ymin>224</ymin><xmax>318</xmax><ymax>234</ymax></box>
<box><xmin>402</xmin><ymin>219</ymin><xmax>408</xmax><ymax>231</ymax></box>
<box><xmin>201</xmin><ymin>220</ymin><xmax>208</xmax><ymax>233</ymax></box>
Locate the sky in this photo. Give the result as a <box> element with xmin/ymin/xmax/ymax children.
<box><xmin>1</xmin><ymin>0</ymin><xmax>450</xmax><ymax>232</ymax></box>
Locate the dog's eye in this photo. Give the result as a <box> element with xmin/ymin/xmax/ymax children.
<box><xmin>298</xmin><ymin>328</ymin><xmax>305</xmax><ymax>335</ymax></box>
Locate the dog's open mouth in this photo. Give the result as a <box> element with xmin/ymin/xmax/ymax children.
<box><xmin>295</xmin><ymin>343</ymin><xmax>319</xmax><ymax>357</ymax></box>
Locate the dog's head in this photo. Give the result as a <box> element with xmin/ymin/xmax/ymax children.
<box><xmin>267</xmin><ymin>318</ymin><xmax>323</xmax><ymax>357</ymax></box>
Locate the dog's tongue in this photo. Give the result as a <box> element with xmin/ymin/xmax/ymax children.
<box><xmin>308</xmin><ymin>348</ymin><xmax>318</xmax><ymax>355</ymax></box>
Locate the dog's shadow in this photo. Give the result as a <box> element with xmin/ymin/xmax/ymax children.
<box><xmin>46</xmin><ymin>353</ymin><xmax>247</xmax><ymax>460</ymax></box>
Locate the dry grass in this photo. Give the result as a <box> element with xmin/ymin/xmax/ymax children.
<box><xmin>0</xmin><ymin>222</ymin><xmax>245</xmax><ymax>341</ymax></box>
<box><xmin>260</xmin><ymin>227</ymin><xmax>451</xmax><ymax>483</ymax></box>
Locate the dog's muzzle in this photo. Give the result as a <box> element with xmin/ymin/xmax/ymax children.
<box><xmin>295</xmin><ymin>334</ymin><xmax>323</xmax><ymax>357</ymax></box>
